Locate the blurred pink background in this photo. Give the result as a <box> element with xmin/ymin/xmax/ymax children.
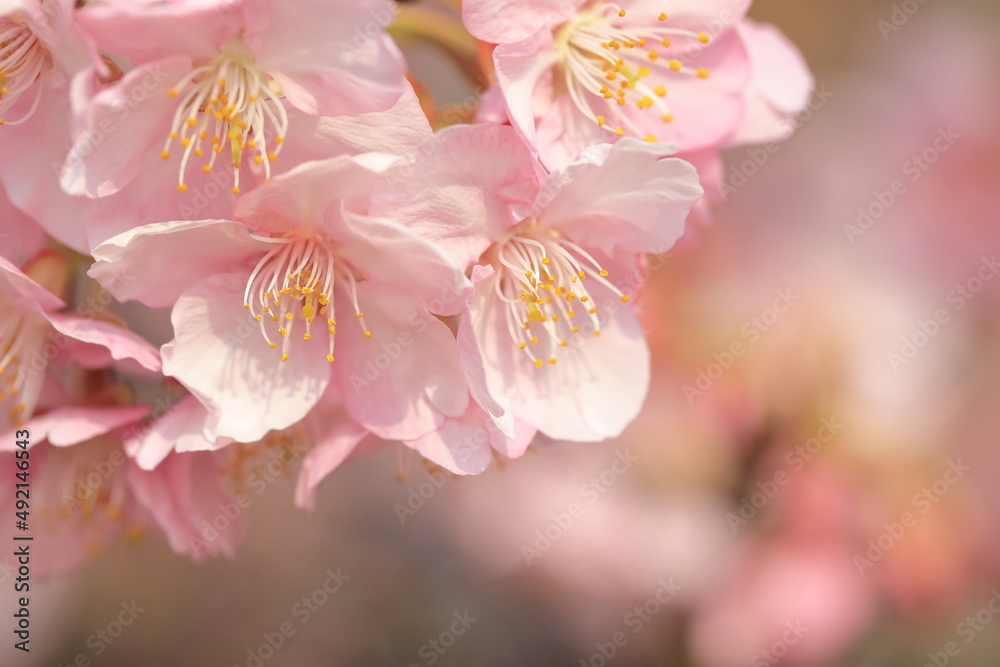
<box><xmin>18</xmin><ymin>0</ymin><xmax>1000</xmax><ymax>665</ymax></box>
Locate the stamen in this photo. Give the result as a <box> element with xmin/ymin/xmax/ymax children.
<box><xmin>243</xmin><ymin>235</ymin><xmax>367</xmax><ymax>361</ymax></box>
<box><xmin>161</xmin><ymin>40</ymin><xmax>289</xmax><ymax>194</ymax></box>
<box><xmin>553</xmin><ymin>4</ymin><xmax>713</xmax><ymax>141</ymax></box>
<box><xmin>0</xmin><ymin>18</ymin><xmax>47</xmax><ymax>126</ymax></box>
<box><xmin>489</xmin><ymin>220</ymin><xmax>631</xmax><ymax>367</ymax></box>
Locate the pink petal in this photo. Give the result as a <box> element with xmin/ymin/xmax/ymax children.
<box><xmin>294</xmin><ymin>418</ymin><xmax>369</xmax><ymax>512</ymax></box>
<box><xmin>0</xmin><ymin>81</ymin><xmax>93</xmax><ymax>254</ymax></box>
<box><xmin>128</xmin><ymin>395</ymin><xmax>232</xmax><ymax>470</ymax></box>
<box><xmin>127</xmin><ymin>450</ymin><xmax>241</xmax><ymax>561</ymax></box>
<box><xmin>334</xmin><ymin>282</ymin><xmax>468</xmax><ymax>441</ymax></box>
<box><xmin>233</xmin><ymin>153</ymin><xmax>397</xmax><ymax>236</ymax></box>
<box><xmin>277</xmin><ymin>84</ymin><xmax>432</xmax><ymax>165</ymax></box>
<box><xmin>493</xmin><ymin>28</ymin><xmax>559</xmax><ymax>150</ymax></box>
<box><xmin>89</xmin><ymin>219</ymin><xmax>266</xmax><ymax>309</ymax></box>
<box><xmin>3</xmin><ymin>405</ymin><xmax>147</xmax><ymax>448</ymax></box>
<box><xmin>0</xmin><ymin>254</ymin><xmax>64</xmax><ymax>313</ymax></box>
<box><xmin>61</xmin><ymin>56</ymin><xmax>195</xmax><ymax>197</ymax></box>
<box><xmin>538</xmin><ymin>138</ymin><xmax>703</xmax><ymax>253</ymax></box>
<box><xmin>463</xmin><ymin>0</ymin><xmax>581</xmax><ymax>44</ymax></box>
<box><xmin>371</xmin><ymin>123</ymin><xmax>540</xmax><ymax>269</ymax></box>
<box><xmin>77</xmin><ymin>0</ymin><xmax>243</xmax><ymax>65</ymax></box>
<box><xmin>162</xmin><ymin>271</ymin><xmax>332</xmax><ymax>443</ymax></box>
<box><xmin>46</xmin><ymin>312</ymin><xmax>162</xmax><ymax>374</ymax></box>
<box><xmin>729</xmin><ymin>20</ymin><xmax>814</xmax><ymax>146</ymax></box>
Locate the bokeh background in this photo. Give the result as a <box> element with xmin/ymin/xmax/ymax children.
<box><xmin>19</xmin><ymin>0</ymin><xmax>1000</xmax><ymax>665</ymax></box>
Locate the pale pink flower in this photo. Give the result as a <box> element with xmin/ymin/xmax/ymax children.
<box><xmin>90</xmin><ymin>153</ymin><xmax>471</xmax><ymax>445</ymax></box>
<box><xmin>463</xmin><ymin>0</ymin><xmax>812</xmax><ymax>180</ymax></box>
<box><xmin>374</xmin><ymin>124</ymin><xmax>703</xmax><ymax>441</ymax></box>
<box><xmin>0</xmin><ymin>250</ymin><xmax>160</xmax><ymax>432</ymax></box>
<box><xmin>62</xmin><ymin>0</ymin><xmax>408</xmax><ymax>200</ymax></box>
<box><xmin>0</xmin><ymin>0</ymin><xmax>93</xmax><ymax>127</ymax></box>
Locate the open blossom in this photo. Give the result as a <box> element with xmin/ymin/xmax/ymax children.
<box><xmin>0</xmin><ymin>0</ymin><xmax>93</xmax><ymax>126</ymax></box>
<box><xmin>463</xmin><ymin>0</ymin><xmax>812</xmax><ymax>176</ymax></box>
<box><xmin>373</xmin><ymin>124</ymin><xmax>703</xmax><ymax>441</ymax></box>
<box><xmin>62</xmin><ymin>0</ymin><xmax>407</xmax><ymax>200</ymax></box>
<box><xmin>90</xmin><ymin>153</ymin><xmax>471</xmax><ymax>444</ymax></box>
<box><xmin>0</xmin><ymin>250</ymin><xmax>160</xmax><ymax>432</ymax></box>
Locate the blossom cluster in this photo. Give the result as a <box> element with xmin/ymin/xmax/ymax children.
<box><xmin>0</xmin><ymin>0</ymin><xmax>811</xmax><ymax>569</ymax></box>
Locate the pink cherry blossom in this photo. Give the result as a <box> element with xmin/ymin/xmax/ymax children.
<box><xmin>61</xmin><ymin>0</ymin><xmax>408</xmax><ymax>202</ymax></box>
<box><xmin>463</xmin><ymin>0</ymin><xmax>812</xmax><ymax>182</ymax></box>
<box><xmin>0</xmin><ymin>0</ymin><xmax>94</xmax><ymax>127</ymax></box>
<box><xmin>0</xmin><ymin>250</ymin><xmax>160</xmax><ymax>432</ymax></box>
<box><xmin>373</xmin><ymin>124</ymin><xmax>702</xmax><ymax>441</ymax></box>
<box><xmin>90</xmin><ymin>152</ymin><xmax>471</xmax><ymax>445</ymax></box>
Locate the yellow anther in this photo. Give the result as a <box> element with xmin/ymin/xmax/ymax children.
<box><xmin>668</xmin><ymin>59</ymin><xmax>683</xmax><ymax>71</ymax></box>
<box><xmin>615</xmin><ymin>127</ymin><xmax>625</xmax><ymax>136</ymax></box>
<box><xmin>618</xmin><ymin>9</ymin><xmax>626</xmax><ymax>17</ymax></box>
<box><xmin>186</xmin><ymin>117</ymin><xmax>197</xmax><ymax>127</ymax></box>
<box><xmin>620</xmin><ymin>295</ymin><xmax>631</xmax><ymax>303</ymax></box>
<box><xmin>697</xmin><ymin>68</ymin><xmax>710</xmax><ymax>79</ymax></box>
<box><xmin>160</xmin><ymin>150</ymin><xmax>170</xmax><ymax>160</ymax></box>
<box><xmin>661</xmin><ymin>113</ymin><xmax>674</xmax><ymax>123</ymax></box>
<box><xmin>638</xmin><ymin>66</ymin><xmax>650</xmax><ymax>77</ymax></box>
<box><xmin>658</xmin><ymin>12</ymin><xmax>667</xmax><ymax>21</ymax></box>
<box><xmin>327</xmin><ymin>354</ymin><xmax>335</xmax><ymax>362</ymax></box>
<box><xmin>168</xmin><ymin>89</ymin><xmax>179</xmax><ymax>98</ymax></box>
<box><xmin>302</xmin><ymin>334</ymin><xmax>312</xmax><ymax>341</ymax></box>
<box><xmin>202</xmin><ymin>165</ymin><xmax>212</xmax><ymax>173</ymax></box>
<box><xmin>534</xmin><ymin>359</ymin><xmax>543</xmax><ymax>368</ymax></box>
<box><xmin>654</xmin><ymin>85</ymin><xmax>667</xmax><ymax>97</ymax></box>
<box><xmin>596</xmin><ymin>115</ymin><xmax>606</xmax><ymax>127</ymax></box>
<box><xmin>281</xmin><ymin>353</ymin><xmax>289</xmax><ymax>362</ymax></box>
<box><xmin>697</xmin><ymin>32</ymin><xmax>710</xmax><ymax>44</ymax></box>
<box><xmin>364</xmin><ymin>331</ymin><xmax>372</xmax><ymax>339</ymax></box>
<box><xmin>644</xmin><ymin>134</ymin><xmax>657</xmax><ymax>142</ymax></box>
<box><xmin>177</xmin><ymin>183</ymin><xmax>187</xmax><ymax>192</ymax></box>
<box><xmin>661</xmin><ymin>38</ymin><xmax>671</xmax><ymax>47</ymax></box>
<box><xmin>269</xmin><ymin>342</ymin><xmax>277</xmax><ymax>349</ymax></box>
<box><xmin>648</xmin><ymin>51</ymin><xmax>659</xmax><ymax>62</ymax></box>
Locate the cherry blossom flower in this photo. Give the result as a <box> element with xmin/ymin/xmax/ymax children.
<box><xmin>463</xmin><ymin>0</ymin><xmax>812</xmax><ymax>179</ymax></box>
<box><xmin>0</xmin><ymin>249</ymin><xmax>160</xmax><ymax>432</ymax></box>
<box><xmin>62</xmin><ymin>0</ymin><xmax>407</xmax><ymax>200</ymax></box>
<box><xmin>0</xmin><ymin>0</ymin><xmax>93</xmax><ymax>127</ymax></box>
<box><xmin>90</xmin><ymin>152</ymin><xmax>471</xmax><ymax>445</ymax></box>
<box><xmin>373</xmin><ymin>124</ymin><xmax>703</xmax><ymax>441</ymax></box>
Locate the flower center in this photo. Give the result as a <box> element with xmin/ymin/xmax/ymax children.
<box><xmin>0</xmin><ymin>16</ymin><xmax>47</xmax><ymax>126</ymax></box>
<box><xmin>243</xmin><ymin>234</ymin><xmax>370</xmax><ymax>363</ymax></box>
<box><xmin>492</xmin><ymin>223</ymin><xmax>629</xmax><ymax>368</ymax></box>
<box><xmin>554</xmin><ymin>2</ymin><xmax>712</xmax><ymax>141</ymax></box>
<box><xmin>0</xmin><ymin>304</ymin><xmax>46</xmax><ymax>426</ymax></box>
<box><xmin>161</xmin><ymin>39</ymin><xmax>288</xmax><ymax>194</ymax></box>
